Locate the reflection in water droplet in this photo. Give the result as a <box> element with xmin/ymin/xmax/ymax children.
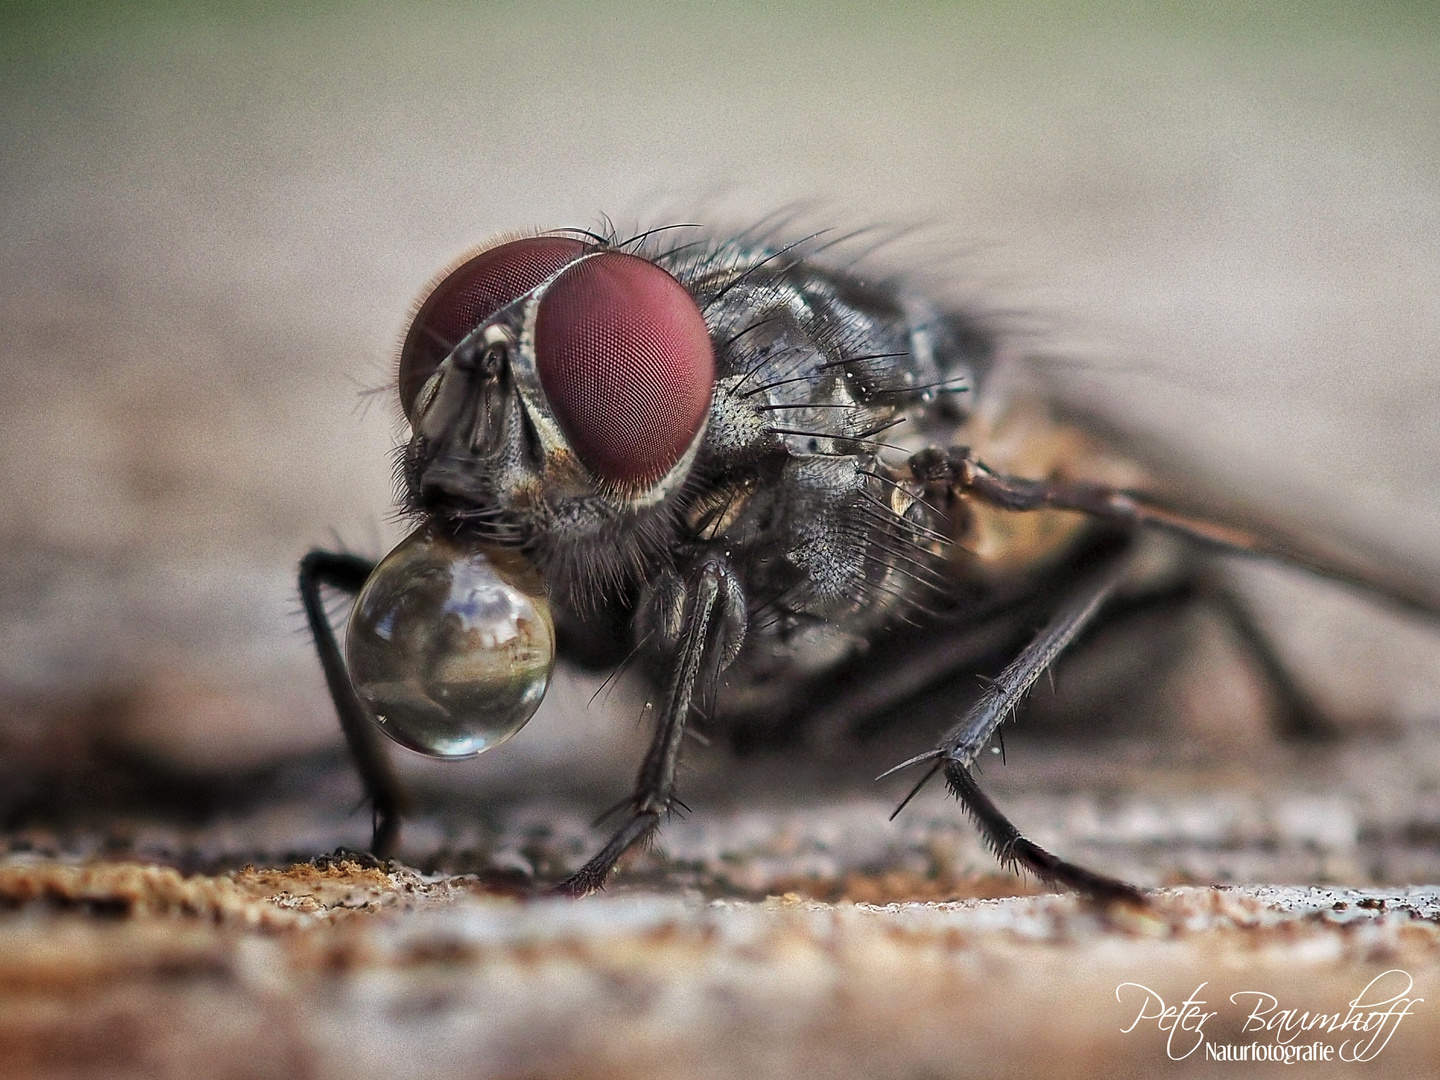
<box><xmin>345</xmin><ymin>530</ymin><xmax>554</xmax><ymax>759</ymax></box>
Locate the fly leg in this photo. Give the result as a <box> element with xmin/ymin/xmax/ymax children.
<box><xmin>885</xmin><ymin>549</ymin><xmax>1147</xmax><ymax>904</ymax></box>
<box><xmin>1205</xmin><ymin>583</ymin><xmax>1338</xmax><ymax>741</ymax></box>
<box><xmin>299</xmin><ymin>550</ymin><xmax>410</xmax><ymax>856</ymax></box>
<box><xmin>931</xmin><ymin>568</ymin><xmax>1332</xmax><ymax>898</ymax></box>
<box><xmin>912</xmin><ymin>446</ymin><xmax>1349</xmax><ymax>739</ymax></box>
<box><xmin>553</xmin><ymin>558</ymin><xmax>746</xmax><ymax>897</ymax></box>
<box><xmin>803</xmin><ymin>550</ymin><xmax>1191</xmax><ymax>749</ymax></box>
<box><xmin>909</xmin><ymin>446</ymin><xmax>1440</xmax><ymax>621</ymax></box>
<box><xmin>798</xmin><ymin>606</ymin><xmax>1045</xmax><ymax>752</ymax></box>
<box><xmin>1014</xmin><ymin>563</ymin><xmax>1339</xmax><ymax>742</ymax></box>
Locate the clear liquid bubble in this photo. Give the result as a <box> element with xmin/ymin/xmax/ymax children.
<box><xmin>345</xmin><ymin>530</ymin><xmax>554</xmax><ymax>759</ymax></box>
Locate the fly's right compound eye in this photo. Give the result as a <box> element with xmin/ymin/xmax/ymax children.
<box><xmin>344</xmin><ymin>530</ymin><xmax>555</xmax><ymax>759</ymax></box>
<box><xmin>534</xmin><ymin>251</ymin><xmax>715</xmax><ymax>490</ymax></box>
<box><xmin>398</xmin><ymin>235</ymin><xmax>589</xmax><ymax>420</ymax></box>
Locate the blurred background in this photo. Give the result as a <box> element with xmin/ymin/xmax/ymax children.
<box><xmin>2</xmin><ymin>0</ymin><xmax>1439</xmax><ymax>862</ymax></box>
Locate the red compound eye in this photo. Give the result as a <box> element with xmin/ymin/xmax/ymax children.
<box><xmin>398</xmin><ymin>236</ymin><xmax>588</xmax><ymax>418</ymax></box>
<box><xmin>535</xmin><ymin>252</ymin><xmax>715</xmax><ymax>489</ymax></box>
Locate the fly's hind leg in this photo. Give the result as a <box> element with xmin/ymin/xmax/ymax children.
<box><xmin>1022</xmin><ymin>560</ymin><xmax>1341</xmax><ymax>743</ymax></box>
<box><xmin>298</xmin><ymin>550</ymin><xmax>410</xmax><ymax>856</ymax></box>
<box><xmin>1204</xmin><ymin>581</ymin><xmax>1339</xmax><ymax>741</ymax></box>
<box><xmin>883</xmin><ymin>544</ymin><xmax>1147</xmax><ymax>904</ymax></box>
<box><xmin>877</xmin><ymin>442</ymin><xmax>1409</xmax><ymax>901</ymax></box>
<box><xmin>793</xmin><ymin>534</ymin><xmax>1202</xmax><ymax>752</ymax></box>
<box><xmin>913</xmin><ymin>444</ymin><xmax>1424</xmax><ymax>743</ymax></box>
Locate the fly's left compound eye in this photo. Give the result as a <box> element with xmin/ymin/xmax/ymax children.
<box><xmin>398</xmin><ymin>235</ymin><xmax>590</xmax><ymax>420</ymax></box>
<box><xmin>535</xmin><ymin>251</ymin><xmax>715</xmax><ymax>489</ymax></box>
<box><xmin>345</xmin><ymin>531</ymin><xmax>555</xmax><ymax>759</ymax></box>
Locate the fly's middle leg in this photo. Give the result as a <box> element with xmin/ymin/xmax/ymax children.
<box><xmin>923</xmin><ymin>564</ymin><xmax>1335</xmax><ymax>900</ymax></box>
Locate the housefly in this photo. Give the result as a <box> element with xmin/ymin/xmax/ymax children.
<box><xmin>300</xmin><ymin>224</ymin><xmax>1440</xmax><ymax>903</ymax></box>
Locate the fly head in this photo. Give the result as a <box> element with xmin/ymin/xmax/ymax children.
<box><xmin>397</xmin><ymin>234</ymin><xmax>719</xmax><ymax>613</ymax></box>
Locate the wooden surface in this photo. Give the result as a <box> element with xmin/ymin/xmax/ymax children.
<box><xmin>4</xmin><ymin>719</ymin><xmax>1440</xmax><ymax>1078</ymax></box>
<box><xmin>3</xmin><ymin>863</ymin><xmax>1439</xmax><ymax>1080</ymax></box>
<box><xmin>5</xmin><ymin>749</ymin><xmax>1440</xmax><ymax>1080</ymax></box>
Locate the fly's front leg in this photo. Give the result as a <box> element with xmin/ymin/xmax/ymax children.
<box><xmin>298</xmin><ymin>550</ymin><xmax>410</xmax><ymax>856</ymax></box>
<box><xmin>553</xmin><ymin>557</ymin><xmax>747</xmax><ymax>897</ymax></box>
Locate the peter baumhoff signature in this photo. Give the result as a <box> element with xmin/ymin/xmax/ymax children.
<box><xmin>1116</xmin><ymin>970</ymin><xmax>1422</xmax><ymax>1062</ymax></box>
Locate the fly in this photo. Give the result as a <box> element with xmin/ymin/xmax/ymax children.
<box><xmin>299</xmin><ymin>223</ymin><xmax>1440</xmax><ymax>904</ymax></box>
